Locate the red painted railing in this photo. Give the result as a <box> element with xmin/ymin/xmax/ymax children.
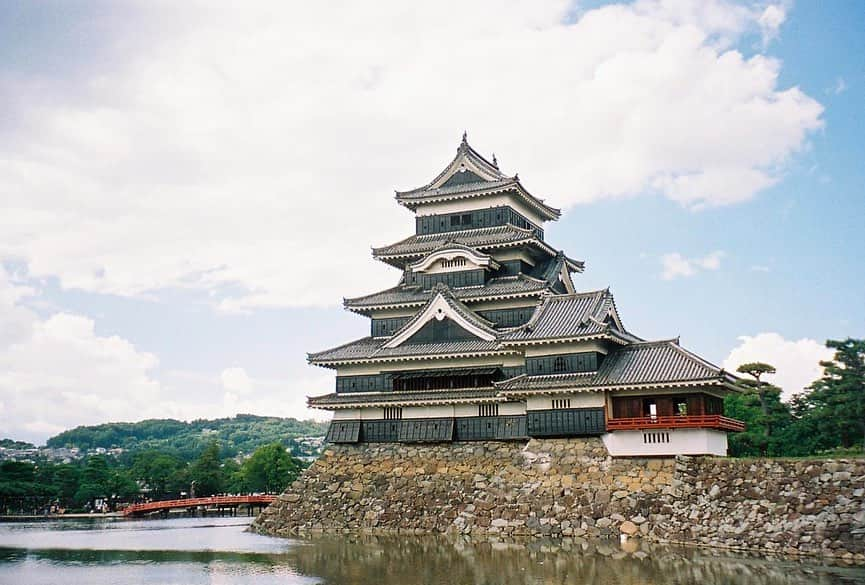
<box><xmin>606</xmin><ymin>414</ymin><xmax>746</xmax><ymax>432</ymax></box>
<box><xmin>122</xmin><ymin>495</ymin><xmax>276</xmax><ymax>517</ymax></box>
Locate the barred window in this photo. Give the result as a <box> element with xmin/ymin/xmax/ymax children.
<box><xmin>553</xmin><ymin>356</ymin><xmax>567</xmax><ymax>373</ymax></box>
<box><xmin>383</xmin><ymin>407</ymin><xmax>403</xmax><ymax>420</ymax></box>
<box><xmin>551</xmin><ymin>398</ymin><xmax>571</xmax><ymax>410</ymax></box>
<box><xmin>478</xmin><ymin>404</ymin><xmax>499</xmax><ymax>417</ymax></box>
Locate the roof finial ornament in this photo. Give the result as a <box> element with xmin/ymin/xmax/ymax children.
<box><xmin>461</xmin><ymin>130</ymin><xmax>468</xmax><ymax>144</ymax></box>
<box><xmin>513</xmin><ymin>172</ymin><xmax>520</xmax><ymax>181</ymax></box>
<box><xmin>492</xmin><ymin>153</ymin><xmax>498</xmax><ymax>168</ymax></box>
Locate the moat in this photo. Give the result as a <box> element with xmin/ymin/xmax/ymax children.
<box><xmin>1</xmin><ymin>516</ymin><xmax>864</xmax><ymax>585</ymax></box>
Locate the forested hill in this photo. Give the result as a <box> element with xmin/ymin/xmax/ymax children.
<box><xmin>46</xmin><ymin>414</ymin><xmax>328</xmax><ymax>459</ymax></box>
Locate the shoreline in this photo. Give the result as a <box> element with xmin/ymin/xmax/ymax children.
<box><xmin>0</xmin><ymin>512</ymin><xmax>123</xmax><ymax>521</ymax></box>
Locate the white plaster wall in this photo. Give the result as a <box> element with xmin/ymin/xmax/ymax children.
<box><xmin>602</xmin><ymin>429</ymin><xmax>728</xmax><ymax>457</ymax></box>
<box><xmin>332</xmin><ymin>409</ymin><xmax>360</xmax><ymax>420</ymax></box>
<box><xmin>525</xmin><ymin>393</ymin><xmax>604</xmax><ymax>410</ymax></box>
<box><xmin>421</xmin><ymin>257</ymin><xmax>486</xmax><ymax>275</ymax></box>
<box><xmin>413</xmin><ymin>194</ymin><xmax>546</xmax><ymax>227</ymax></box>
<box><xmin>403</xmin><ymin>405</ymin><xmax>455</xmax><ymax>419</ymax></box>
<box><xmin>453</xmin><ymin>404</ymin><xmax>478</xmax><ymax>418</ymax></box>
<box><xmin>499</xmin><ymin>401</ymin><xmax>526</xmax><ymax>415</ymax></box>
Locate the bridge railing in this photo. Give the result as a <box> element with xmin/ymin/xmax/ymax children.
<box><xmin>122</xmin><ymin>495</ymin><xmax>276</xmax><ymax>516</ymax></box>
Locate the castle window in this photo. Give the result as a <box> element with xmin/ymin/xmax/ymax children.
<box><xmin>441</xmin><ymin>257</ymin><xmax>467</xmax><ymax>269</ymax></box>
<box><xmin>553</xmin><ymin>356</ymin><xmax>567</xmax><ymax>373</ymax></box>
<box><xmin>383</xmin><ymin>407</ymin><xmax>402</xmax><ymax>420</ymax></box>
<box><xmin>552</xmin><ymin>398</ymin><xmax>571</xmax><ymax>410</ymax></box>
<box><xmin>451</xmin><ymin>215</ymin><xmax>461</xmax><ymax>226</ymax></box>
<box><xmin>478</xmin><ymin>404</ymin><xmax>499</xmax><ymax>417</ymax></box>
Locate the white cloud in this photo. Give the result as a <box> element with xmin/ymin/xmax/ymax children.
<box><xmin>661</xmin><ymin>250</ymin><xmax>725</xmax><ymax>279</ymax></box>
<box><xmin>220</xmin><ymin>367</ymin><xmax>253</xmax><ymax>396</ymax></box>
<box><xmin>0</xmin><ymin>268</ymin><xmax>326</xmax><ymax>444</ymax></box>
<box><xmin>723</xmin><ymin>332</ymin><xmax>834</xmax><ymax>400</ymax></box>
<box><xmin>0</xmin><ymin>0</ymin><xmax>822</xmax><ymax>310</ymax></box>
<box><xmin>758</xmin><ymin>4</ymin><xmax>787</xmax><ymax>45</ymax></box>
<box><xmin>827</xmin><ymin>77</ymin><xmax>848</xmax><ymax>95</ymax></box>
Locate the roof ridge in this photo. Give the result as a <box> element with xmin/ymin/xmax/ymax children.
<box><xmin>547</xmin><ymin>288</ymin><xmax>611</xmax><ymax>300</ymax></box>
<box><xmin>665</xmin><ymin>341</ymin><xmax>725</xmax><ymax>374</ymax></box>
<box><xmin>620</xmin><ymin>337</ymin><xmax>682</xmax><ymax>348</ymax></box>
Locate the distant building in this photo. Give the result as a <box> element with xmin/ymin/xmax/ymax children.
<box><xmin>308</xmin><ymin>136</ymin><xmax>744</xmax><ymax>456</ymax></box>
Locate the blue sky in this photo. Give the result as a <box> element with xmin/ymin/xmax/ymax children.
<box><xmin>0</xmin><ymin>0</ymin><xmax>862</xmax><ymax>443</ymax></box>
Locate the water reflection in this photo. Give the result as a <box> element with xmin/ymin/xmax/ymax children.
<box><xmin>282</xmin><ymin>535</ymin><xmax>865</xmax><ymax>585</ymax></box>
<box><xmin>0</xmin><ymin>517</ymin><xmax>863</xmax><ymax>585</ymax></box>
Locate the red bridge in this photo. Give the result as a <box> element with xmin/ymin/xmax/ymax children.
<box><xmin>122</xmin><ymin>495</ymin><xmax>276</xmax><ymax>517</ymax></box>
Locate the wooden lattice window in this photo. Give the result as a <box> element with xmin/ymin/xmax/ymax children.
<box><xmin>383</xmin><ymin>407</ymin><xmax>403</xmax><ymax>420</ymax></box>
<box><xmin>551</xmin><ymin>398</ymin><xmax>571</xmax><ymax>410</ymax></box>
<box><xmin>478</xmin><ymin>404</ymin><xmax>499</xmax><ymax>417</ymax></box>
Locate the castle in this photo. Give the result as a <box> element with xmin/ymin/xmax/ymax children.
<box><xmin>307</xmin><ymin>135</ymin><xmax>744</xmax><ymax>456</ymax></box>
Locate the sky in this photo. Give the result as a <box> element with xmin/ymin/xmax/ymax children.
<box><xmin>0</xmin><ymin>0</ymin><xmax>862</xmax><ymax>444</ymax></box>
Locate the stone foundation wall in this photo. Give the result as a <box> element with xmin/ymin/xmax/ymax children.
<box><xmin>251</xmin><ymin>439</ymin><xmax>865</xmax><ymax>559</ymax></box>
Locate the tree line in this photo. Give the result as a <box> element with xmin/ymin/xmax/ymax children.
<box><xmin>726</xmin><ymin>338</ymin><xmax>865</xmax><ymax>457</ymax></box>
<box><xmin>0</xmin><ymin>441</ymin><xmax>302</xmax><ymax>515</ymax></box>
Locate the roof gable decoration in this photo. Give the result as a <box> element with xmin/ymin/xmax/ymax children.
<box><xmin>598</xmin><ymin>290</ymin><xmax>626</xmax><ymax>333</ymax></box>
<box><xmin>421</xmin><ymin>133</ymin><xmax>508</xmax><ymax>193</ymax></box>
<box><xmin>383</xmin><ymin>288</ymin><xmax>497</xmax><ymax>348</ymax></box>
<box><xmin>409</xmin><ymin>245</ymin><xmax>499</xmax><ymax>274</ymax></box>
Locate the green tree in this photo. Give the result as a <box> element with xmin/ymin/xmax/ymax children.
<box><xmin>189</xmin><ymin>442</ymin><xmax>223</xmax><ymax>496</ymax></box>
<box><xmin>736</xmin><ymin>363</ymin><xmax>778</xmax><ymax>436</ymax></box>
<box><xmin>726</xmin><ymin>362</ymin><xmax>793</xmax><ymax>457</ymax></box>
<box><xmin>75</xmin><ymin>456</ymin><xmax>112</xmax><ymax>510</ymax></box>
<box><xmin>131</xmin><ymin>450</ymin><xmax>187</xmax><ymax>499</ymax></box>
<box><xmin>796</xmin><ymin>338</ymin><xmax>865</xmax><ymax>450</ymax></box>
<box><xmin>222</xmin><ymin>459</ymin><xmax>247</xmax><ymax>494</ymax></box>
<box><xmin>241</xmin><ymin>443</ymin><xmax>302</xmax><ymax>493</ymax></box>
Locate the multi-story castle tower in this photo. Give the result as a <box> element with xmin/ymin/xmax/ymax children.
<box><xmin>308</xmin><ymin>135</ymin><xmax>744</xmax><ymax>456</ymax></box>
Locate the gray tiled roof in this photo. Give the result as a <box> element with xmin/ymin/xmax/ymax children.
<box><xmin>495</xmin><ymin>340</ymin><xmax>730</xmax><ymax>392</ymax></box>
<box><xmin>308</xmin><ymin>388</ymin><xmax>501</xmax><ymax>408</ymax></box>
<box><xmin>395</xmin><ymin>137</ymin><xmax>508</xmax><ymax>198</ymax></box>
<box><xmin>344</xmin><ymin>274</ymin><xmax>551</xmax><ymax>310</ymax></box>
<box><xmin>372</xmin><ymin>224</ymin><xmax>553</xmax><ymax>260</ymax></box>
<box><xmin>502</xmin><ymin>290</ymin><xmax>616</xmax><ymax>342</ymax></box>
<box><xmin>308</xmin><ymin>335</ymin><xmax>505</xmax><ymax>364</ymax></box>
<box><xmin>396</xmin><ymin>178</ymin><xmax>516</xmax><ymax>199</ymax></box>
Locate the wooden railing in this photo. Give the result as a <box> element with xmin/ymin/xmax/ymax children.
<box><xmin>122</xmin><ymin>495</ymin><xmax>276</xmax><ymax>517</ymax></box>
<box><xmin>606</xmin><ymin>414</ymin><xmax>745</xmax><ymax>432</ymax></box>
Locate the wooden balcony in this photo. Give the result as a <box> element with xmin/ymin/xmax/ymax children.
<box><xmin>606</xmin><ymin>414</ymin><xmax>745</xmax><ymax>432</ymax></box>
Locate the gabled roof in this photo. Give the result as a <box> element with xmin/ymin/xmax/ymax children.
<box><xmin>382</xmin><ymin>285</ymin><xmax>497</xmax><ymax>348</ymax></box>
<box><xmin>408</xmin><ymin>242</ymin><xmax>499</xmax><ymax>273</ymax></box>
<box><xmin>394</xmin><ymin>135</ymin><xmax>561</xmax><ymax>221</ymax></box>
<box><xmin>343</xmin><ymin>274</ymin><xmax>551</xmax><ymax>313</ymax></box>
<box><xmin>501</xmin><ymin>289</ymin><xmax>634</xmax><ymax>344</ymax></box>
<box><xmin>495</xmin><ymin>339</ymin><xmax>740</xmax><ymax>393</ymax></box>
<box><xmin>372</xmin><ymin>224</ymin><xmax>560</xmax><ymax>267</ymax></box>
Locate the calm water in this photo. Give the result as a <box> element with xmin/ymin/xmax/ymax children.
<box><xmin>0</xmin><ymin>516</ymin><xmax>864</xmax><ymax>585</ymax></box>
